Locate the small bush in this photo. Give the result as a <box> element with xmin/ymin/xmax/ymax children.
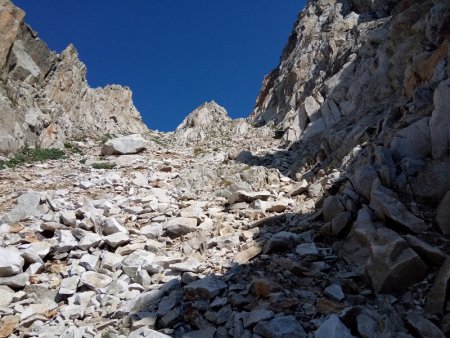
<box><xmin>0</xmin><ymin>147</ymin><xmax>65</xmax><ymax>169</ymax></box>
<box><xmin>92</xmin><ymin>162</ymin><xmax>116</xmax><ymax>170</ymax></box>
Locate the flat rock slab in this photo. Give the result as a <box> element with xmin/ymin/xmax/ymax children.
<box><xmin>101</xmin><ymin>134</ymin><xmax>149</xmax><ymax>155</ymax></box>
<box><xmin>405</xmin><ymin>312</ymin><xmax>445</xmax><ymax>338</ymax></box>
<box><xmin>184</xmin><ymin>275</ymin><xmax>227</xmax><ymax>300</ymax></box>
<box><xmin>228</xmin><ymin>190</ymin><xmax>271</xmax><ymax>205</ymax></box>
<box><xmin>80</xmin><ymin>271</ymin><xmax>113</xmax><ymax>291</ymax></box>
<box><xmin>165</xmin><ymin>217</ymin><xmax>198</xmax><ymax>237</ymax></box>
<box><xmin>370</xmin><ymin>181</ymin><xmax>427</xmax><ymax>234</ymax></box>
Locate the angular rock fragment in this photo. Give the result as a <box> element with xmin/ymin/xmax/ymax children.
<box><xmin>101</xmin><ymin>134</ymin><xmax>148</xmax><ymax>155</ymax></box>
<box><xmin>366</xmin><ymin>228</ymin><xmax>427</xmax><ymax>293</ymax></box>
<box><xmin>184</xmin><ymin>275</ymin><xmax>227</xmax><ymax>300</ymax></box>
<box><xmin>370</xmin><ymin>181</ymin><xmax>427</xmax><ymax>233</ymax></box>
<box><xmin>165</xmin><ymin>217</ymin><xmax>197</xmax><ymax>237</ymax></box>
<box><xmin>0</xmin><ymin>247</ymin><xmax>24</xmax><ymax>277</ymax></box>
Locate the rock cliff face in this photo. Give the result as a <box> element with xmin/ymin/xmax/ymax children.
<box><xmin>251</xmin><ymin>0</ymin><xmax>449</xmax><ymax>145</ymax></box>
<box><xmin>249</xmin><ymin>0</ymin><xmax>450</xmax><ymax>301</ymax></box>
<box><xmin>0</xmin><ymin>0</ymin><xmax>147</xmax><ymax>156</ymax></box>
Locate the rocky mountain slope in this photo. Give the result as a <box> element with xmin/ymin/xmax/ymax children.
<box><xmin>0</xmin><ymin>0</ymin><xmax>147</xmax><ymax>157</ymax></box>
<box><xmin>1</xmin><ymin>0</ymin><xmax>450</xmax><ymax>337</ymax></box>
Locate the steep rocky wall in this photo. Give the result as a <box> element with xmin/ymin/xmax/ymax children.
<box><xmin>0</xmin><ymin>0</ymin><xmax>147</xmax><ymax>156</ymax></box>
<box><xmin>250</xmin><ymin>0</ymin><xmax>450</xmax><ymax>296</ymax></box>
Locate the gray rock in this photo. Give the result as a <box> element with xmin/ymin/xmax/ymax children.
<box><xmin>253</xmin><ymin>315</ymin><xmax>307</xmax><ymax>338</ymax></box>
<box><xmin>405</xmin><ymin>235</ymin><xmax>447</xmax><ymax>265</ymax></box>
<box><xmin>0</xmin><ymin>247</ymin><xmax>24</xmax><ymax>277</ymax></box>
<box><xmin>405</xmin><ymin>312</ymin><xmax>444</xmax><ymax>338</ymax></box>
<box><xmin>0</xmin><ymin>286</ymin><xmax>14</xmax><ymax>307</ymax></box>
<box><xmin>101</xmin><ymin>252</ymin><xmax>124</xmax><ymax>271</ymax></box>
<box><xmin>264</xmin><ymin>231</ymin><xmax>300</xmax><ymax>253</ymax></box>
<box><xmin>243</xmin><ymin>310</ymin><xmax>274</xmax><ymax>328</ymax></box>
<box><xmin>140</xmin><ymin>223</ymin><xmax>163</xmax><ymax>239</ymax></box>
<box><xmin>351</xmin><ymin>165</ymin><xmax>378</xmax><ymax>200</ymax></box>
<box><xmin>370</xmin><ymin>181</ymin><xmax>427</xmax><ymax>234</ymax></box>
<box><xmin>426</xmin><ymin>257</ymin><xmax>450</xmax><ymax>315</ymax></box>
<box><xmin>101</xmin><ymin>134</ymin><xmax>148</xmax><ymax>155</ymax></box>
<box><xmin>104</xmin><ymin>232</ymin><xmax>130</xmax><ymax>248</ymax></box>
<box><xmin>59</xmin><ymin>276</ymin><xmax>80</xmax><ymax>295</ymax></box>
<box><xmin>79</xmin><ymin>254</ymin><xmax>99</xmax><ymax>270</ymax></box>
<box><xmin>103</xmin><ymin>216</ymin><xmax>128</xmax><ymax>235</ymax></box>
<box><xmin>1</xmin><ymin>191</ymin><xmax>46</xmax><ymax>224</ymax></box>
<box><xmin>80</xmin><ymin>271</ymin><xmax>113</xmax><ymax>291</ymax></box>
<box><xmin>323</xmin><ymin>196</ymin><xmax>346</xmax><ymax>222</ymax></box>
<box><xmin>391</xmin><ymin>117</ymin><xmax>431</xmax><ymax>161</ymax></box>
<box><xmin>60</xmin><ymin>210</ymin><xmax>77</xmax><ymax>227</ymax></box>
<box><xmin>165</xmin><ymin>217</ymin><xmax>198</xmax><ymax>237</ymax></box>
<box><xmin>0</xmin><ymin>272</ymin><xmax>29</xmax><ymax>288</ymax></box>
<box><xmin>185</xmin><ymin>275</ymin><xmax>227</xmax><ymax>300</ymax></box>
<box><xmin>295</xmin><ymin>242</ymin><xmax>319</xmax><ymax>257</ymax></box>
<box><xmin>436</xmin><ymin>191</ymin><xmax>450</xmax><ymax>235</ymax></box>
<box><xmin>324</xmin><ymin>284</ymin><xmax>345</xmax><ymax>302</ymax></box>
<box><xmin>315</xmin><ymin>314</ymin><xmax>355</xmax><ymax>338</ymax></box>
<box><xmin>366</xmin><ymin>227</ymin><xmax>427</xmax><ymax>293</ymax></box>
<box><xmin>55</xmin><ymin>229</ymin><xmax>78</xmax><ymax>253</ymax></box>
<box><xmin>78</xmin><ymin>232</ymin><xmax>102</xmax><ymax>250</ymax></box>
<box><xmin>287</xmin><ymin>179</ymin><xmax>309</xmax><ymax>197</ymax></box>
<box><xmin>121</xmin><ymin>249</ymin><xmax>155</xmax><ymax>278</ymax></box>
<box><xmin>228</xmin><ymin>190</ymin><xmax>271</xmax><ymax>205</ymax></box>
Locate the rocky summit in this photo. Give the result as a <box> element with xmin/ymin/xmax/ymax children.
<box><xmin>0</xmin><ymin>0</ymin><xmax>450</xmax><ymax>337</ymax></box>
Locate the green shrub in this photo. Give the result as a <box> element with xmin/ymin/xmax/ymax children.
<box><xmin>92</xmin><ymin>162</ymin><xmax>116</xmax><ymax>170</ymax></box>
<box><xmin>0</xmin><ymin>147</ymin><xmax>65</xmax><ymax>169</ymax></box>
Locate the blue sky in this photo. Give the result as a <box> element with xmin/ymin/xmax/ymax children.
<box><xmin>15</xmin><ymin>1</ymin><xmax>305</xmax><ymax>131</ymax></box>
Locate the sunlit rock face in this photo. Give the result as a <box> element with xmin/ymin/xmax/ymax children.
<box><xmin>0</xmin><ymin>0</ymin><xmax>147</xmax><ymax>156</ymax></box>
<box><xmin>251</xmin><ymin>0</ymin><xmax>449</xmax><ymax>146</ymax></box>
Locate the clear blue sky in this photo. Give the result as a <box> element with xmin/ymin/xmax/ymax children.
<box><xmin>14</xmin><ymin>1</ymin><xmax>305</xmax><ymax>131</ymax></box>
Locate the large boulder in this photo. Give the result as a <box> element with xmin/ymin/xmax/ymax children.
<box><xmin>366</xmin><ymin>227</ymin><xmax>427</xmax><ymax>293</ymax></box>
<box><xmin>101</xmin><ymin>134</ymin><xmax>149</xmax><ymax>155</ymax></box>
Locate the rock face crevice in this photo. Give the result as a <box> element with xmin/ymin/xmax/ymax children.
<box><xmin>0</xmin><ymin>0</ymin><xmax>147</xmax><ymax>156</ymax></box>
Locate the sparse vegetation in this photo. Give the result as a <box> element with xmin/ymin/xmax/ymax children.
<box><xmin>92</xmin><ymin>162</ymin><xmax>116</xmax><ymax>170</ymax></box>
<box><xmin>0</xmin><ymin>147</ymin><xmax>65</xmax><ymax>169</ymax></box>
<box><xmin>64</xmin><ymin>142</ymin><xmax>84</xmax><ymax>155</ymax></box>
<box><xmin>99</xmin><ymin>133</ymin><xmax>116</xmax><ymax>144</ymax></box>
<box><xmin>149</xmin><ymin>136</ymin><xmax>169</xmax><ymax>147</ymax></box>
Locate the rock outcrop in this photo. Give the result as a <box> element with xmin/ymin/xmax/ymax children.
<box><xmin>0</xmin><ymin>0</ymin><xmax>147</xmax><ymax>156</ymax></box>
<box><xmin>250</xmin><ymin>0</ymin><xmax>450</xmax><ymax>294</ymax></box>
<box><xmin>174</xmin><ymin>101</ymin><xmax>251</xmax><ymax>146</ymax></box>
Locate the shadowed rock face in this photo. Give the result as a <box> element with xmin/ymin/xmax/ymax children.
<box><xmin>0</xmin><ymin>0</ymin><xmax>147</xmax><ymax>156</ymax></box>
